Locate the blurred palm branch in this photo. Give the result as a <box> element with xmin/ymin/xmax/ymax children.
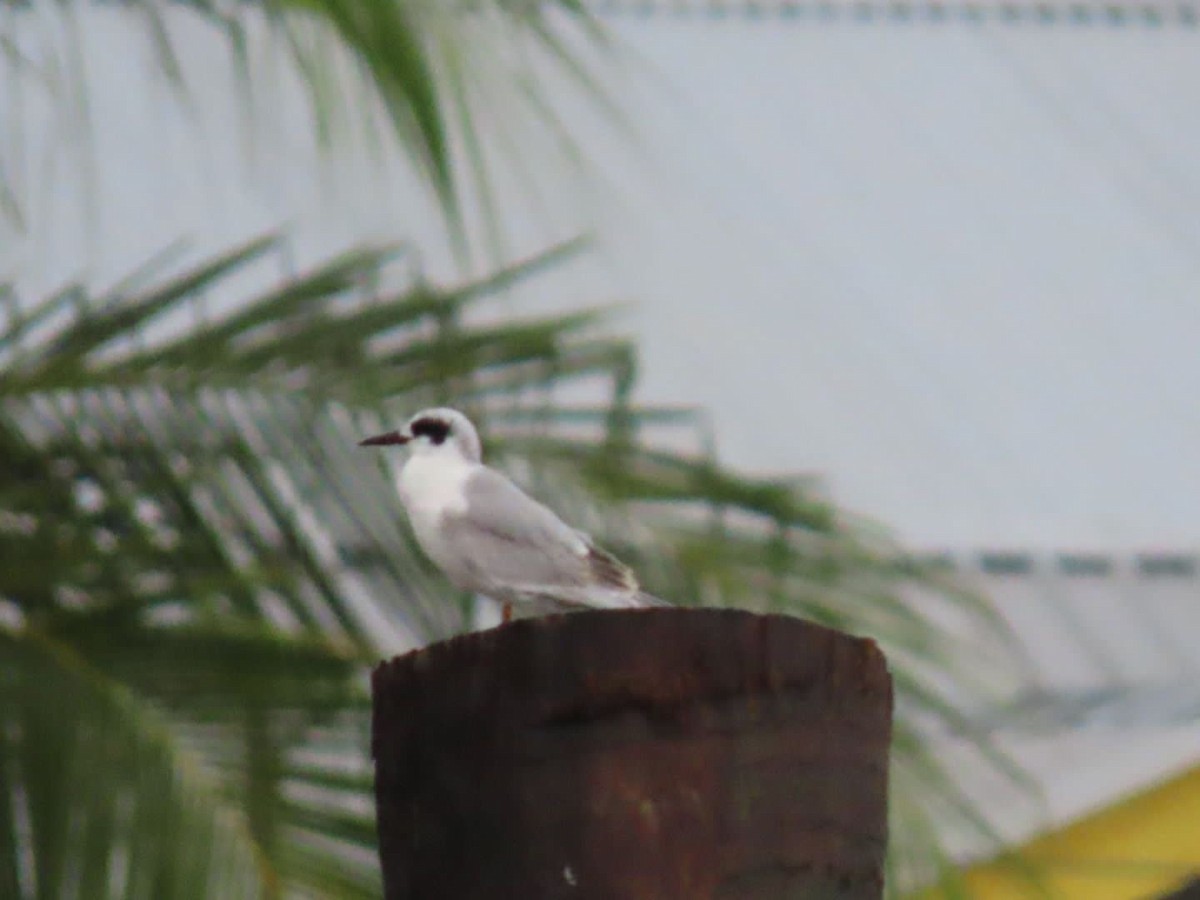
<box><xmin>0</xmin><ymin>0</ymin><xmax>618</xmax><ymax>236</ymax></box>
<box><xmin>0</xmin><ymin>234</ymin><xmax>1031</xmax><ymax>898</ymax></box>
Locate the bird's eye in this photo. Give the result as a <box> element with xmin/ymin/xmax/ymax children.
<box><xmin>410</xmin><ymin>418</ymin><xmax>451</xmax><ymax>445</ymax></box>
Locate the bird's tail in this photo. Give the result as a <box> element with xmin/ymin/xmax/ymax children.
<box><xmin>633</xmin><ymin>590</ymin><xmax>671</xmax><ymax>608</ymax></box>
<box><xmin>524</xmin><ymin>586</ymin><xmax>670</xmax><ymax>611</ymax></box>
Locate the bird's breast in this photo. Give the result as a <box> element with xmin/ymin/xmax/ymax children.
<box><xmin>395</xmin><ymin>456</ymin><xmax>478</xmax><ymax>587</ymax></box>
<box><xmin>396</xmin><ymin>455</ymin><xmax>473</xmax><ymax>522</ymax></box>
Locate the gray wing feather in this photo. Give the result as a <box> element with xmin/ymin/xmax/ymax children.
<box><xmin>442</xmin><ymin>468</ymin><xmax>605</xmax><ymax>594</ymax></box>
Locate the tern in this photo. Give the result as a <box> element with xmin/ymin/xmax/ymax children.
<box><xmin>359</xmin><ymin>408</ymin><xmax>665</xmax><ymax>621</ymax></box>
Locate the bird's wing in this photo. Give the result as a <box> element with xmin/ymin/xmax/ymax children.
<box><xmin>443</xmin><ymin>467</ymin><xmax>637</xmax><ymax>594</ymax></box>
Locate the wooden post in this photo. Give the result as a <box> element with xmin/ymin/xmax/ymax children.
<box><xmin>372</xmin><ymin>608</ymin><xmax>892</xmax><ymax>899</ymax></box>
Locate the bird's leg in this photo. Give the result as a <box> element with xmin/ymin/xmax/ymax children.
<box><xmin>502</xmin><ymin>602</ymin><xmax>513</xmax><ymax>624</ymax></box>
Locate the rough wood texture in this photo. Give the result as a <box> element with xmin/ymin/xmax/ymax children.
<box><xmin>372</xmin><ymin>608</ymin><xmax>892</xmax><ymax>900</ymax></box>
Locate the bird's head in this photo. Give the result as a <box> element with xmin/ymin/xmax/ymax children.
<box><xmin>358</xmin><ymin>407</ymin><xmax>482</xmax><ymax>463</ymax></box>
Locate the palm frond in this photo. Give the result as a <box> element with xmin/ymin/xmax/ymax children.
<box><xmin>0</xmin><ymin>629</ymin><xmax>270</xmax><ymax>900</ymax></box>
<box><xmin>0</xmin><ymin>237</ymin><xmax>1032</xmax><ymax>896</ymax></box>
<box><xmin>0</xmin><ymin>0</ymin><xmax>617</xmax><ymax>240</ymax></box>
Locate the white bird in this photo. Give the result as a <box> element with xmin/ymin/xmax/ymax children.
<box><xmin>359</xmin><ymin>407</ymin><xmax>666</xmax><ymax>621</ymax></box>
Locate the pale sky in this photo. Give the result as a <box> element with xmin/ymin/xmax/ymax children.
<box><xmin>5</xmin><ymin>8</ymin><xmax>1200</xmax><ymax>550</ymax></box>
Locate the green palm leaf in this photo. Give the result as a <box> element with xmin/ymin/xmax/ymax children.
<box><xmin>0</xmin><ymin>237</ymin><xmax>1031</xmax><ymax>897</ymax></box>
<box><xmin>0</xmin><ymin>1</ymin><xmax>614</xmax><ymax>237</ymax></box>
<box><xmin>1</xmin><ymin>629</ymin><xmax>271</xmax><ymax>900</ymax></box>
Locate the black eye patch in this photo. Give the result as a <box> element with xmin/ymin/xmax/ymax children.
<box><xmin>410</xmin><ymin>417</ymin><xmax>451</xmax><ymax>445</ymax></box>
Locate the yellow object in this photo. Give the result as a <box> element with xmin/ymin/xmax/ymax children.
<box><xmin>921</xmin><ymin>764</ymin><xmax>1200</xmax><ymax>899</ymax></box>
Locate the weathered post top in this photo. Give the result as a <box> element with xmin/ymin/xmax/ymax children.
<box><xmin>372</xmin><ymin>608</ymin><xmax>892</xmax><ymax>900</ymax></box>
